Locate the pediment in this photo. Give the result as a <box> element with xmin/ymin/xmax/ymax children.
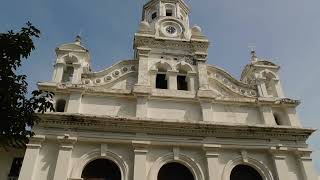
<box><xmin>57</xmin><ymin>43</ymin><xmax>88</xmax><ymax>52</ymax></box>
<box><xmin>207</xmin><ymin>65</ymin><xmax>257</xmax><ymax>98</ymax></box>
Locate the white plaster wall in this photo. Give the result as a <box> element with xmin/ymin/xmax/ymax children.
<box><xmin>285</xmin><ymin>153</ymin><xmax>303</xmax><ymax>180</ymax></box>
<box><xmin>35</xmin><ymin>140</ymin><xmax>59</xmax><ymax>180</ymax></box>
<box><xmin>81</xmin><ymin>96</ymin><xmax>136</xmax><ymax>117</ymax></box>
<box><xmin>148</xmin><ymin>99</ymin><xmax>202</xmax><ymax>121</ymax></box>
<box><xmin>213</xmin><ymin>104</ymin><xmax>261</xmax><ymax>125</ymax></box>
<box><xmin>0</xmin><ymin>150</ymin><xmax>24</xmax><ymax>180</ymax></box>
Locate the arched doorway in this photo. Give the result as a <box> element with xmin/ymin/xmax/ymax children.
<box><xmin>158</xmin><ymin>162</ymin><xmax>194</xmax><ymax>180</ymax></box>
<box><xmin>230</xmin><ymin>165</ymin><xmax>263</xmax><ymax>180</ymax></box>
<box><xmin>81</xmin><ymin>159</ymin><xmax>121</xmax><ymax>180</ymax></box>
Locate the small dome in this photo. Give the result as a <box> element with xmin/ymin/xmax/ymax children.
<box><xmin>191</xmin><ymin>26</ymin><xmax>202</xmax><ymax>35</ymax></box>
<box><xmin>139</xmin><ymin>21</ymin><xmax>151</xmax><ymax>32</ymax></box>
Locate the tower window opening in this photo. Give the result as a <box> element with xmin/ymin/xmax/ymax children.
<box><xmin>8</xmin><ymin>158</ymin><xmax>23</xmax><ymax>178</ymax></box>
<box><xmin>166</xmin><ymin>9</ymin><xmax>173</xmax><ymax>16</ymax></box>
<box><xmin>177</xmin><ymin>75</ymin><xmax>188</xmax><ymax>91</ymax></box>
<box><xmin>56</xmin><ymin>99</ymin><xmax>66</xmax><ymax>112</ymax></box>
<box><xmin>156</xmin><ymin>74</ymin><xmax>168</xmax><ymax>89</ymax></box>
<box><xmin>62</xmin><ymin>65</ymin><xmax>74</xmax><ymax>83</ymax></box>
<box><xmin>274</xmin><ymin>113</ymin><xmax>282</xmax><ymax>125</ymax></box>
<box><xmin>152</xmin><ymin>12</ymin><xmax>157</xmax><ymax>20</ymax></box>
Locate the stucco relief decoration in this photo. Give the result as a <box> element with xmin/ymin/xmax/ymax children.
<box><xmin>207</xmin><ymin>66</ymin><xmax>257</xmax><ymax>98</ymax></box>
<box><xmin>82</xmin><ymin>61</ymin><xmax>137</xmax><ymax>87</ymax></box>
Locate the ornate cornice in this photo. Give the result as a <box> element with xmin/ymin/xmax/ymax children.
<box><xmin>37</xmin><ymin>113</ymin><xmax>315</xmax><ymax>141</ymax></box>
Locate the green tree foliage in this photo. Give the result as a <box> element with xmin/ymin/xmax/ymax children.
<box><xmin>0</xmin><ymin>22</ymin><xmax>54</xmax><ymax>148</ymax></box>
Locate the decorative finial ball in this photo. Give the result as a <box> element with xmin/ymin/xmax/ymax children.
<box><xmin>139</xmin><ymin>21</ymin><xmax>151</xmax><ymax>32</ymax></box>
<box><xmin>192</xmin><ymin>25</ymin><xmax>202</xmax><ymax>34</ymax></box>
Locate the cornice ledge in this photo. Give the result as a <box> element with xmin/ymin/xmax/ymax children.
<box><xmin>37</xmin><ymin>113</ymin><xmax>316</xmax><ymax>141</ymax></box>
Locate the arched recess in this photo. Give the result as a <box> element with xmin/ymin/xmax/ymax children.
<box><xmin>148</xmin><ymin>153</ymin><xmax>205</xmax><ymax>180</ymax></box>
<box><xmin>222</xmin><ymin>156</ymin><xmax>274</xmax><ymax>180</ymax></box>
<box><xmin>71</xmin><ymin>149</ymin><xmax>129</xmax><ymax>180</ymax></box>
<box><xmin>151</xmin><ymin>61</ymin><xmax>173</xmax><ymax>89</ymax></box>
<box><xmin>175</xmin><ymin>62</ymin><xmax>195</xmax><ymax>91</ymax></box>
<box><xmin>261</xmin><ymin>70</ymin><xmax>279</xmax><ymax>97</ymax></box>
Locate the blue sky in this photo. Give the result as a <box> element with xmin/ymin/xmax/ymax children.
<box><xmin>1</xmin><ymin>0</ymin><xmax>319</xmax><ymax>174</ymax></box>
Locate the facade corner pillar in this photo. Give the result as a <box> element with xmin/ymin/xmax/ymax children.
<box><xmin>53</xmin><ymin>135</ymin><xmax>77</xmax><ymax>180</ymax></box>
<box><xmin>203</xmin><ymin>144</ymin><xmax>222</xmax><ymax>180</ymax></box>
<box><xmin>132</xmin><ymin>140</ymin><xmax>150</xmax><ymax>180</ymax></box>
<box><xmin>295</xmin><ymin>148</ymin><xmax>318</xmax><ymax>180</ymax></box>
<box><xmin>18</xmin><ymin>135</ymin><xmax>46</xmax><ymax>180</ymax></box>
<box><xmin>269</xmin><ymin>146</ymin><xmax>290</xmax><ymax>180</ymax></box>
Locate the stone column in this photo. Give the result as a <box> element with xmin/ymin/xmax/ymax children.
<box><xmin>150</xmin><ymin>69</ymin><xmax>158</xmax><ymax>88</ymax></box>
<box><xmin>270</xmin><ymin>146</ymin><xmax>290</xmax><ymax>180</ymax></box>
<box><xmin>136</xmin><ymin>47</ymin><xmax>151</xmax><ymax>86</ymax></box>
<box><xmin>203</xmin><ymin>144</ymin><xmax>221</xmax><ymax>180</ymax></box>
<box><xmin>136</xmin><ymin>96</ymin><xmax>148</xmax><ymax>118</ymax></box>
<box><xmin>167</xmin><ymin>70</ymin><xmax>178</xmax><ymax>90</ymax></box>
<box><xmin>52</xmin><ymin>62</ymin><xmax>65</xmax><ymax>83</ymax></box>
<box><xmin>132</xmin><ymin>141</ymin><xmax>150</xmax><ymax>180</ymax></box>
<box><xmin>256</xmin><ymin>79</ymin><xmax>269</xmax><ymax>97</ymax></box>
<box><xmin>200</xmin><ymin>100</ymin><xmax>213</xmax><ymax>122</ymax></box>
<box><xmin>295</xmin><ymin>148</ymin><xmax>318</xmax><ymax>180</ymax></box>
<box><xmin>284</xmin><ymin>107</ymin><xmax>302</xmax><ymax>127</ymax></box>
<box><xmin>66</xmin><ymin>92</ymin><xmax>83</xmax><ymax>113</ymax></box>
<box><xmin>274</xmin><ymin>80</ymin><xmax>285</xmax><ymax>98</ymax></box>
<box><xmin>71</xmin><ymin>63</ymin><xmax>82</xmax><ymax>84</ymax></box>
<box><xmin>187</xmin><ymin>72</ymin><xmax>197</xmax><ymax>92</ymax></box>
<box><xmin>18</xmin><ymin>135</ymin><xmax>45</xmax><ymax>180</ymax></box>
<box><xmin>53</xmin><ymin>135</ymin><xmax>77</xmax><ymax>180</ymax></box>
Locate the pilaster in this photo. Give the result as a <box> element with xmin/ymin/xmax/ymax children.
<box><xmin>53</xmin><ymin>135</ymin><xmax>77</xmax><ymax>180</ymax></box>
<box><xmin>132</xmin><ymin>141</ymin><xmax>150</xmax><ymax>180</ymax></box>
<box><xmin>66</xmin><ymin>92</ymin><xmax>83</xmax><ymax>113</ymax></box>
<box><xmin>200</xmin><ymin>100</ymin><xmax>213</xmax><ymax>122</ymax></box>
<box><xmin>136</xmin><ymin>96</ymin><xmax>149</xmax><ymax>118</ymax></box>
<box><xmin>71</xmin><ymin>63</ymin><xmax>82</xmax><ymax>84</ymax></box>
<box><xmin>195</xmin><ymin>53</ymin><xmax>209</xmax><ymax>90</ymax></box>
<box><xmin>295</xmin><ymin>148</ymin><xmax>318</xmax><ymax>180</ymax></box>
<box><xmin>258</xmin><ymin>106</ymin><xmax>276</xmax><ymax>125</ymax></box>
<box><xmin>136</xmin><ymin>47</ymin><xmax>151</xmax><ymax>86</ymax></box>
<box><xmin>167</xmin><ymin>70</ymin><xmax>178</xmax><ymax>90</ymax></box>
<box><xmin>203</xmin><ymin>144</ymin><xmax>222</xmax><ymax>180</ymax></box>
<box><xmin>187</xmin><ymin>72</ymin><xmax>197</xmax><ymax>92</ymax></box>
<box><xmin>270</xmin><ymin>146</ymin><xmax>290</xmax><ymax>180</ymax></box>
<box><xmin>18</xmin><ymin>135</ymin><xmax>45</xmax><ymax>180</ymax></box>
<box><xmin>52</xmin><ymin>62</ymin><xmax>65</xmax><ymax>83</ymax></box>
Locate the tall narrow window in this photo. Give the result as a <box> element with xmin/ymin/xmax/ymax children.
<box><xmin>156</xmin><ymin>74</ymin><xmax>168</xmax><ymax>89</ymax></box>
<box><xmin>8</xmin><ymin>158</ymin><xmax>23</xmax><ymax>179</ymax></box>
<box><xmin>56</xmin><ymin>99</ymin><xmax>66</xmax><ymax>112</ymax></box>
<box><xmin>177</xmin><ymin>75</ymin><xmax>188</xmax><ymax>91</ymax></box>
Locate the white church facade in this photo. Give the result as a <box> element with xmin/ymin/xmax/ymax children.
<box><xmin>0</xmin><ymin>0</ymin><xmax>319</xmax><ymax>180</ymax></box>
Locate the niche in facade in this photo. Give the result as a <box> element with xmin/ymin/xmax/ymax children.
<box><xmin>230</xmin><ymin>165</ymin><xmax>263</xmax><ymax>180</ymax></box>
<box><xmin>166</xmin><ymin>9</ymin><xmax>173</xmax><ymax>16</ymax></box>
<box><xmin>152</xmin><ymin>12</ymin><xmax>157</xmax><ymax>20</ymax></box>
<box><xmin>81</xmin><ymin>159</ymin><xmax>121</xmax><ymax>180</ymax></box>
<box><xmin>56</xmin><ymin>99</ymin><xmax>66</xmax><ymax>112</ymax></box>
<box><xmin>158</xmin><ymin>162</ymin><xmax>194</xmax><ymax>180</ymax></box>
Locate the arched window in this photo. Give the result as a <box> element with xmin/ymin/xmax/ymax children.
<box><xmin>56</xmin><ymin>99</ymin><xmax>66</xmax><ymax>112</ymax></box>
<box><xmin>158</xmin><ymin>162</ymin><xmax>194</xmax><ymax>180</ymax></box>
<box><xmin>155</xmin><ymin>65</ymin><xmax>170</xmax><ymax>89</ymax></box>
<box><xmin>177</xmin><ymin>75</ymin><xmax>188</xmax><ymax>91</ymax></box>
<box><xmin>230</xmin><ymin>165</ymin><xmax>263</xmax><ymax>180</ymax></box>
<box><xmin>81</xmin><ymin>159</ymin><xmax>121</xmax><ymax>180</ymax></box>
